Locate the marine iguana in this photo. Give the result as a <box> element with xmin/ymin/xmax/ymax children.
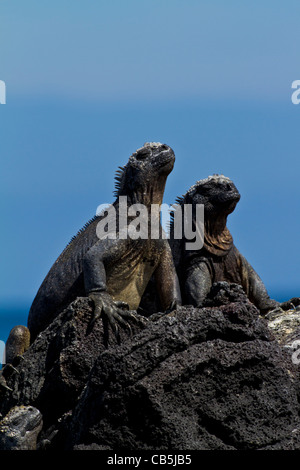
<box><xmin>170</xmin><ymin>174</ymin><xmax>279</xmax><ymax>314</ymax></box>
<box><xmin>0</xmin><ymin>405</ymin><xmax>43</xmax><ymax>450</ymax></box>
<box><xmin>8</xmin><ymin>143</ymin><xmax>181</xmax><ymax>356</ymax></box>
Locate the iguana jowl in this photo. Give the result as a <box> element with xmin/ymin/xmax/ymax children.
<box><xmin>170</xmin><ymin>174</ymin><xmax>279</xmax><ymax>314</ymax></box>
<box><xmin>8</xmin><ymin>143</ymin><xmax>180</xmax><ymax>351</ymax></box>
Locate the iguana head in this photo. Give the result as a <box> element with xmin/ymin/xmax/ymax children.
<box><xmin>114</xmin><ymin>142</ymin><xmax>175</xmax><ymax>205</ymax></box>
<box><xmin>174</xmin><ymin>175</ymin><xmax>240</xmax><ymax>256</ymax></box>
<box><xmin>0</xmin><ymin>405</ymin><xmax>43</xmax><ymax>450</ymax></box>
<box><xmin>180</xmin><ymin>174</ymin><xmax>240</xmax><ymax>216</ymax></box>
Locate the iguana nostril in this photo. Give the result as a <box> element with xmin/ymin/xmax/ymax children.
<box><xmin>136</xmin><ymin>151</ymin><xmax>148</xmax><ymax>160</ymax></box>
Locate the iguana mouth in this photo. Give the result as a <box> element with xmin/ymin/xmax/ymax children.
<box><xmin>156</xmin><ymin>153</ymin><xmax>175</xmax><ymax>166</ymax></box>
<box><xmin>215</xmin><ymin>192</ymin><xmax>240</xmax><ymax>214</ymax></box>
<box><xmin>219</xmin><ymin>192</ymin><xmax>240</xmax><ymax>203</ymax></box>
<box><xmin>152</xmin><ymin>148</ymin><xmax>175</xmax><ymax>172</ymax></box>
<box><xmin>131</xmin><ymin>143</ymin><xmax>175</xmax><ymax>168</ymax></box>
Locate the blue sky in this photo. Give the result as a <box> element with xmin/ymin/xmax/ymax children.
<box><xmin>1</xmin><ymin>1</ymin><xmax>300</xmax><ymax>338</ymax></box>
<box><xmin>1</xmin><ymin>1</ymin><xmax>299</xmax><ymax>102</ymax></box>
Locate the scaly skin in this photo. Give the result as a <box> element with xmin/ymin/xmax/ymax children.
<box><xmin>170</xmin><ymin>174</ymin><xmax>279</xmax><ymax>314</ymax></box>
<box><xmin>5</xmin><ymin>143</ymin><xmax>181</xmax><ymax>369</ymax></box>
<box><xmin>0</xmin><ymin>406</ymin><xmax>42</xmax><ymax>450</ymax></box>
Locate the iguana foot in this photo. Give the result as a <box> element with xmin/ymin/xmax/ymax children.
<box><xmin>89</xmin><ymin>291</ymin><xmax>138</xmax><ymax>344</ymax></box>
<box><xmin>280</xmin><ymin>297</ymin><xmax>300</xmax><ymax>311</ymax></box>
<box><xmin>165</xmin><ymin>299</ymin><xmax>180</xmax><ymax>314</ymax></box>
<box><xmin>2</xmin><ymin>363</ymin><xmax>19</xmax><ymax>374</ymax></box>
<box><xmin>0</xmin><ymin>357</ymin><xmax>23</xmax><ymax>393</ymax></box>
<box><xmin>0</xmin><ymin>372</ymin><xmax>13</xmax><ymax>393</ymax></box>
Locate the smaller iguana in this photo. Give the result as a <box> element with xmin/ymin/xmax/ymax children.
<box><xmin>170</xmin><ymin>174</ymin><xmax>279</xmax><ymax>314</ymax></box>
<box><xmin>3</xmin><ymin>143</ymin><xmax>181</xmax><ymax>380</ymax></box>
<box><xmin>0</xmin><ymin>406</ymin><xmax>43</xmax><ymax>450</ymax></box>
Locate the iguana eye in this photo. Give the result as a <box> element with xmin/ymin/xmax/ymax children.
<box><xmin>136</xmin><ymin>150</ymin><xmax>149</xmax><ymax>160</ymax></box>
<box><xmin>198</xmin><ymin>185</ymin><xmax>210</xmax><ymax>193</ymax></box>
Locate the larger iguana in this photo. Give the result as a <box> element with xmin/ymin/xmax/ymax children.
<box><xmin>170</xmin><ymin>174</ymin><xmax>279</xmax><ymax>314</ymax></box>
<box><xmin>9</xmin><ymin>143</ymin><xmax>181</xmax><ymax>354</ymax></box>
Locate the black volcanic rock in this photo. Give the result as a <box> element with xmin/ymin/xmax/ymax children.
<box><xmin>0</xmin><ymin>283</ymin><xmax>300</xmax><ymax>450</ymax></box>
<box><xmin>0</xmin><ymin>297</ymin><xmax>147</xmax><ymax>428</ymax></box>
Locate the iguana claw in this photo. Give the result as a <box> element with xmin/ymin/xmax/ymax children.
<box><xmin>0</xmin><ymin>373</ymin><xmax>13</xmax><ymax>393</ymax></box>
<box><xmin>280</xmin><ymin>297</ymin><xmax>300</xmax><ymax>311</ymax></box>
<box><xmin>0</xmin><ymin>358</ymin><xmax>23</xmax><ymax>394</ymax></box>
<box><xmin>165</xmin><ymin>299</ymin><xmax>179</xmax><ymax>314</ymax></box>
<box><xmin>89</xmin><ymin>291</ymin><xmax>137</xmax><ymax>344</ymax></box>
<box><xmin>3</xmin><ymin>363</ymin><xmax>19</xmax><ymax>374</ymax></box>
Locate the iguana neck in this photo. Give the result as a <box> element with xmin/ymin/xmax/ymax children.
<box><xmin>114</xmin><ymin>178</ymin><xmax>167</xmax><ymax>235</ymax></box>
<box><xmin>127</xmin><ymin>178</ymin><xmax>167</xmax><ymax>207</ymax></box>
<box><xmin>204</xmin><ymin>213</ymin><xmax>233</xmax><ymax>256</ymax></box>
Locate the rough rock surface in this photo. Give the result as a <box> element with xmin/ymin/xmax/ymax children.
<box><xmin>266</xmin><ymin>306</ymin><xmax>300</xmax><ymax>369</ymax></box>
<box><xmin>0</xmin><ymin>297</ymin><xmax>147</xmax><ymax>430</ymax></box>
<box><xmin>0</xmin><ymin>405</ymin><xmax>42</xmax><ymax>450</ymax></box>
<box><xmin>1</xmin><ymin>283</ymin><xmax>300</xmax><ymax>450</ymax></box>
<box><xmin>266</xmin><ymin>306</ymin><xmax>300</xmax><ymax>347</ymax></box>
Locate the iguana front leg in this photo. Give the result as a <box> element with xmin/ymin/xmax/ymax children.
<box><xmin>280</xmin><ymin>297</ymin><xmax>300</xmax><ymax>311</ymax></box>
<box><xmin>238</xmin><ymin>251</ymin><xmax>279</xmax><ymax>314</ymax></box>
<box><xmin>88</xmin><ymin>291</ymin><xmax>136</xmax><ymax>343</ymax></box>
<box><xmin>154</xmin><ymin>242</ymin><xmax>182</xmax><ymax>312</ymax></box>
<box><xmin>83</xmin><ymin>238</ymin><xmax>137</xmax><ymax>343</ymax></box>
<box><xmin>184</xmin><ymin>259</ymin><xmax>212</xmax><ymax>307</ymax></box>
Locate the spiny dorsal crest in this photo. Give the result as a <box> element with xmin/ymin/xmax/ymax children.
<box><xmin>113</xmin><ymin>165</ymin><xmax>127</xmax><ymax>197</ymax></box>
<box><xmin>68</xmin><ymin>143</ymin><xmax>165</xmax><ymax>246</ymax></box>
<box><xmin>113</xmin><ymin>143</ymin><xmax>163</xmax><ymax>197</ymax></box>
<box><xmin>64</xmin><ymin>214</ymin><xmax>99</xmax><ymax>250</ymax></box>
